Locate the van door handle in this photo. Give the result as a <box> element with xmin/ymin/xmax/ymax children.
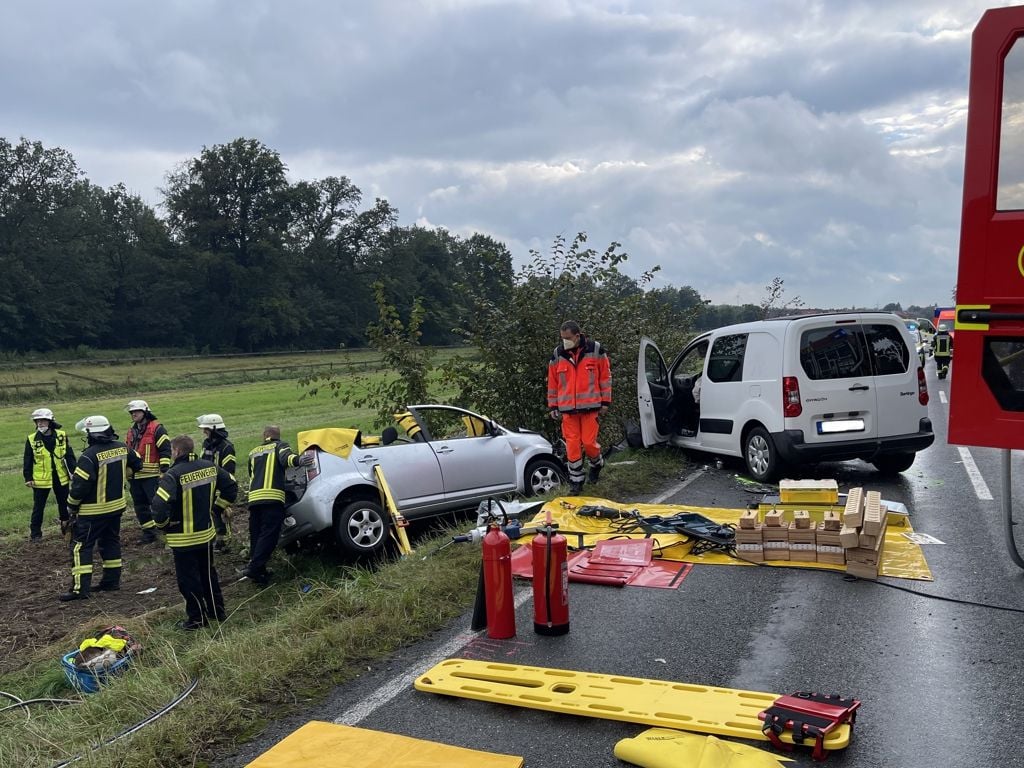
<box><xmin>848</xmin><ymin>385</ymin><xmax>870</xmax><ymax>392</ymax></box>
<box><xmin>435</xmin><ymin>446</ymin><xmax>454</xmax><ymax>454</ymax></box>
<box><xmin>358</xmin><ymin>455</ymin><xmax>377</xmax><ymax>463</ymax></box>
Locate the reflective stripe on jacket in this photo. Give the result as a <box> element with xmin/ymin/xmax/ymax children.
<box><xmin>25</xmin><ymin>429</ymin><xmax>72</xmax><ymax>486</ymax></box>
<box><xmin>68</xmin><ymin>440</ymin><xmax>144</xmax><ymax>516</ymax></box>
<box><xmin>126</xmin><ymin>418</ymin><xmax>171</xmax><ymax>478</ymax></box>
<box><xmin>248</xmin><ymin>438</ymin><xmax>300</xmax><ymax>504</ymax></box>
<box><xmin>547</xmin><ymin>337</ymin><xmax>612</xmax><ymax>413</ymax></box>
<box><xmin>152</xmin><ymin>454</ymin><xmax>239</xmax><ymax>547</ymax></box>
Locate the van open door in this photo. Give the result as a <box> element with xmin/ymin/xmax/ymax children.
<box><xmin>949</xmin><ymin>6</ymin><xmax>1024</xmax><ymax>449</ymax></box>
<box><xmin>637</xmin><ymin>337</ymin><xmax>672</xmax><ymax>447</ymax></box>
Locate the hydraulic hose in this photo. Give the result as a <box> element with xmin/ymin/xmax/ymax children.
<box><xmin>1001</xmin><ymin>450</ymin><xmax>1024</xmax><ymax>570</ymax></box>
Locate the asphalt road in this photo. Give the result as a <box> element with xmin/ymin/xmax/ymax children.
<box><xmin>220</xmin><ymin>359</ymin><xmax>1024</xmax><ymax>768</ymax></box>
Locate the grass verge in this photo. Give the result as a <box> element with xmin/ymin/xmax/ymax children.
<box><xmin>0</xmin><ymin>446</ymin><xmax>691</xmax><ymax>768</ymax></box>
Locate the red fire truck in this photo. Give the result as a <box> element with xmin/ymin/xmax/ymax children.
<box><xmin>950</xmin><ymin>5</ymin><xmax>1024</xmax><ymax>566</ymax></box>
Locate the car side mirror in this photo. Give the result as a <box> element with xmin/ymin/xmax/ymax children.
<box><xmin>487</xmin><ymin>421</ymin><xmax>501</xmax><ymax>437</ymax></box>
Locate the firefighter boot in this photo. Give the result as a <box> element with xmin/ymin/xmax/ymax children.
<box><xmin>588</xmin><ymin>462</ymin><xmax>603</xmax><ymax>485</ymax></box>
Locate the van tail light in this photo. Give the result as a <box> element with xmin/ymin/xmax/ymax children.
<box><xmin>783</xmin><ymin>376</ymin><xmax>803</xmax><ymax>417</ymax></box>
<box><xmin>917</xmin><ymin>366</ymin><xmax>929</xmax><ymax>406</ymax></box>
<box><xmin>304</xmin><ymin>450</ymin><xmax>320</xmax><ymax>481</ymax></box>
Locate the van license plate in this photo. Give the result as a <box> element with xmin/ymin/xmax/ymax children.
<box><xmin>817</xmin><ymin>419</ymin><xmax>865</xmax><ymax>434</ymax></box>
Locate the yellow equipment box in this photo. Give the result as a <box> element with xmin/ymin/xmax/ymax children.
<box><xmin>779</xmin><ymin>479</ymin><xmax>839</xmax><ymax>505</ymax></box>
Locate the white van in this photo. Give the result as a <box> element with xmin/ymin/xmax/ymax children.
<box><xmin>637</xmin><ymin>312</ymin><xmax>934</xmax><ymax>481</ymax></box>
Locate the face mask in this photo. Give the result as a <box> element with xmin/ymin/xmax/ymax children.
<box><xmin>562</xmin><ymin>337</ymin><xmax>577</xmax><ymax>351</ymax></box>
<box><xmin>37</xmin><ymin>425</ymin><xmax>48</xmax><ymax>433</ymax></box>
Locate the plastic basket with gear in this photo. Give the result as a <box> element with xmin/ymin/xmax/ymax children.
<box><xmin>61</xmin><ymin>625</ymin><xmax>140</xmax><ymax>694</ymax></box>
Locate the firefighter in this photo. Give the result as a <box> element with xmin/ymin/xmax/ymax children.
<box><xmin>239</xmin><ymin>426</ymin><xmax>313</xmax><ymax>585</ymax></box>
<box><xmin>547</xmin><ymin>320</ymin><xmax>612</xmax><ymax>494</ymax></box>
<box><xmin>933</xmin><ymin>326</ymin><xmax>953</xmax><ymax>379</ymax></box>
<box><xmin>23</xmin><ymin>407</ymin><xmax>75</xmax><ymax>541</ymax></box>
<box><xmin>197</xmin><ymin>414</ymin><xmax>236</xmax><ymax>553</ymax></box>
<box><xmin>151</xmin><ymin>434</ymin><xmax>238</xmax><ymax>630</ymax></box>
<box><xmin>124</xmin><ymin>399</ymin><xmax>172</xmax><ymax>544</ymax></box>
<box><xmin>60</xmin><ymin>415</ymin><xmax>143</xmax><ymax>601</ymax></box>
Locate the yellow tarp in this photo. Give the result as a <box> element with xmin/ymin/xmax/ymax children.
<box><xmin>246</xmin><ymin>721</ymin><xmax>524</xmax><ymax>768</ymax></box>
<box><xmin>296</xmin><ymin>428</ymin><xmax>362</xmax><ymax>459</ymax></box>
<box><xmin>514</xmin><ymin>497</ymin><xmax>933</xmax><ymax>581</ymax></box>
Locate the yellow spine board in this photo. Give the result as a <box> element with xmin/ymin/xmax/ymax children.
<box><xmin>373</xmin><ymin>464</ymin><xmax>413</xmax><ymax>556</ymax></box>
<box><xmin>414</xmin><ymin>659</ymin><xmax>851</xmax><ymax>751</ymax></box>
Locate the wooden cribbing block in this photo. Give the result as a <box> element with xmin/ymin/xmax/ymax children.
<box><xmin>792</xmin><ymin>510</ymin><xmax>811</xmax><ymax>529</ymax></box>
<box><xmin>735</xmin><ymin>524</ymin><xmax>763</xmax><ymax>544</ymax></box>
<box><xmin>739</xmin><ymin>509</ymin><xmax>759</xmax><ymax>529</ymax></box>
<box><xmin>764</xmin><ymin>509</ymin><xmax>784</xmax><ymax>527</ymax></box>
<box><xmin>839</xmin><ymin>525</ymin><xmax>859</xmax><ymax>549</ymax></box>
<box><xmin>843</xmin><ymin>488</ymin><xmax>864</xmax><ymax>528</ymax></box>
<box><xmin>862</xmin><ymin>494</ymin><xmax>887</xmax><ymax>537</ymax></box>
<box><xmin>822</xmin><ymin>511</ymin><xmax>842</xmax><ymax>531</ymax></box>
<box><xmin>762</xmin><ymin>521</ymin><xmax>791</xmax><ymax>541</ymax></box>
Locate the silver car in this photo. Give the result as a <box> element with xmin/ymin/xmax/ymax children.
<box><xmin>282</xmin><ymin>404</ymin><xmax>564</xmax><ymax>558</ymax></box>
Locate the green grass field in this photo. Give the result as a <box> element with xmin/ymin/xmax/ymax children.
<box><xmin>0</xmin><ymin>378</ymin><xmax>378</xmax><ymax>537</ymax></box>
<box><xmin>0</xmin><ymin>348</ymin><xmax>471</xmax><ymax>537</ymax></box>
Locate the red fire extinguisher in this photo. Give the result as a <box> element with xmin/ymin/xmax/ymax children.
<box><xmin>532</xmin><ymin>514</ymin><xmax>569</xmax><ymax>636</ymax></box>
<box><xmin>482</xmin><ymin>523</ymin><xmax>515</xmax><ymax>639</ymax></box>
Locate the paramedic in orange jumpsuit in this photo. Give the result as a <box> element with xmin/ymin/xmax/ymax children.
<box><xmin>547</xmin><ymin>321</ymin><xmax>612</xmax><ymax>494</ymax></box>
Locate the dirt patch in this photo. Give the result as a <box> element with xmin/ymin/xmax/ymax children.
<box><xmin>0</xmin><ymin>511</ymin><xmax>254</xmax><ymax>675</ymax></box>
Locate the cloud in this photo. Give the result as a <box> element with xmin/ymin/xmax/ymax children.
<box><xmin>0</xmin><ymin>0</ymin><xmax>1013</xmax><ymax>308</ymax></box>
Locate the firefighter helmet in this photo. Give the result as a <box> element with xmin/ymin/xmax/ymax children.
<box><xmin>31</xmin><ymin>407</ymin><xmax>54</xmax><ymax>422</ymax></box>
<box><xmin>76</xmin><ymin>415</ymin><xmax>112</xmax><ymax>434</ymax></box>
<box><xmin>126</xmin><ymin>399</ymin><xmax>150</xmax><ymax>413</ymax></box>
<box><xmin>197</xmin><ymin>413</ymin><xmax>226</xmax><ymax>430</ymax></box>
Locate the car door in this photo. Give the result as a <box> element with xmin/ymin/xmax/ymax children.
<box><xmin>863</xmin><ymin>321</ymin><xmax>922</xmax><ymax>438</ymax></box>
<box><xmin>788</xmin><ymin>317</ymin><xmax>879</xmax><ymax>444</ymax></box>
<box><xmin>351</xmin><ymin>441</ymin><xmax>445</xmax><ymax>511</ymax></box>
<box><xmin>410</xmin><ymin>406</ymin><xmax>516</xmax><ymax>503</ymax></box>
<box><xmin>698</xmin><ymin>333</ymin><xmax>749</xmax><ymax>452</ymax></box>
<box><xmin>637</xmin><ymin>337</ymin><xmax>672</xmax><ymax>446</ymax></box>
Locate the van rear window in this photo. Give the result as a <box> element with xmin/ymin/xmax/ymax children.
<box><xmin>863</xmin><ymin>324</ymin><xmax>910</xmax><ymax>375</ymax></box>
<box><xmin>799</xmin><ymin>327</ymin><xmax>871</xmax><ymax>380</ymax></box>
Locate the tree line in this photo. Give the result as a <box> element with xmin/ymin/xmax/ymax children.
<box><xmin>0</xmin><ymin>136</ymin><xmax>514</xmax><ymax>353</ymax></box>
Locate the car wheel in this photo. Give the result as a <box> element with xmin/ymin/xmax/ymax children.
<box><xmin>743</xmin><ymin>426</ymin><xmax>781</xmax><ymax>483</ymax></box>
<box><xmin>525</xmin><ymin>458</ymin><xmax>565</xmax><ymax>497</ymax></box>
<box><xmin>872</xmin><ymin>452</ymin><xmax>916</xmax><ymax>475</ymax></box>
<box><xmin>335</xmin><ymin>499</ymin><xmax>387</xmax><ymax>558</ymax></box>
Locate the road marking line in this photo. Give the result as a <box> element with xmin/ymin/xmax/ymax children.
<box><xmin>939</xmin><ymin>390</ymin><xmax>948</xmax><ymax>404</ymax></box>
<box><xmin>957</xmin><ymin>446</ymin><xmax>993</xmax><ymax>501</ymax></box>
<box><xmin>333</xmin><ymin>588</ymin><xmax>532</xmax><ymax>725</ymax></box>
<box><xmin>648</xmin><ymin>467</ymin><xmax>706</xmax><ymax>504</ymax></box>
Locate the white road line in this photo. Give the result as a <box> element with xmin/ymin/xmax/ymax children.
<box><xmin>333</xmin><ymin>587</ymin><xmax>533</xmax><ymax>725</ymax></box>
<box><xmin>957</xmin><ymin>446</ymin><xmax>993</xmax><ymax>501</ymax></box>
<box><xmin>939</xmin><ymin>390</ymin><xmax>948</xmax><ymax>404</ymax></box>
<box><xmin>648</xmin><ymin>467</ymin><xmax>706</xmax><ymax>505</ymax></box>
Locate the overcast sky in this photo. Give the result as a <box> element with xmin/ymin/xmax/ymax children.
<box><xmin>2</xmin><ymin>0</ymin><xmax>1016</xmax><ymax>308</ymax></box>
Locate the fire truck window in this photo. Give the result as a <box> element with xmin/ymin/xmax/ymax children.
<box><xmin>982</xmin><ymin>338</ymin><xmax>1024</xmax><ymax>411</ymax></box>
<box><xmin>997</xmin><ymin>38</ymin><xmax>1024</xmax><ymax>210</ymax></box>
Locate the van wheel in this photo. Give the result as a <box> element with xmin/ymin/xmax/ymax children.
<box><xmin>335</xmin><ymin>499</ymin><xmax>387</xmax><ymax>559</ymax></box>
<box><xmin>525</xmin><ymin>458</ymin><xmax>565</xmax><ymax>497</ymax></box>
<box><xmin>744</xmin><ymin>426</ymin><xmax>780</xmax><ymax>483</ymax></box>
<box><xmin>872</xmin><ymin>452</ymin><xmax>916</xmax><ymax>475</ymax></box>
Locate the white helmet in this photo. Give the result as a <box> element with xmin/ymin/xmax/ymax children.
<box><xmin>197</xmin><ymin>413</ymin><xmax>226</xmax><ymax>430</ymax></box>
<box><xmin>76</xmin><ymin>415</ymin><xmax>112</xmax><ymax>434</ymax></box>
<box><xmin>126</xmin><ymin>399</ymin><xmax>150</xmax><ymax>413</ymax></box>
<box><xmin>31</xmin><ymin>408</ymin><xmax>54</xmax><ymax>422</ymax></box>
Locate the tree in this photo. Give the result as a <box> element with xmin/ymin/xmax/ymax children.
<box><xmin>305</xmin><ymin>282</ymin><xmax>437</xmax><ymax>428</ymax></box>
<box><xmin>162</xmin><ymin>138</ymin><xmax>296</xmax><ymax>350</ymax></box>
<box><xmin>759</xmin><ymin>277</ymin><xmax>804</xmax><ymax>319</ymax></box>
<box><xmin>439</xmin><ymin>232</ymin><xmax>692</xmax><ymax>448</ymax></box>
